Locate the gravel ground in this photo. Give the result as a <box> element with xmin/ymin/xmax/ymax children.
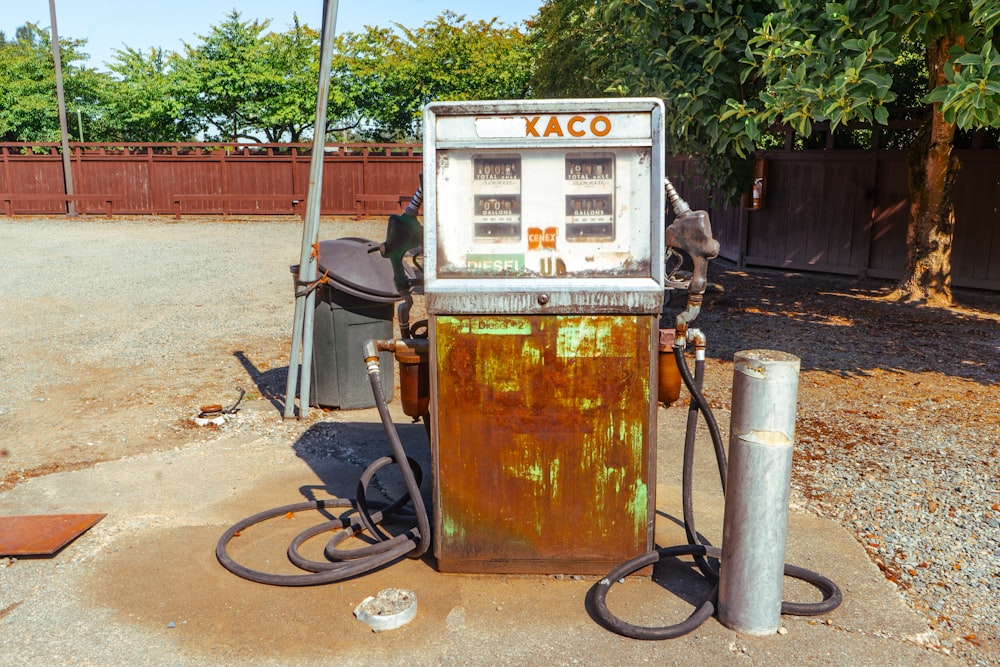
<box><xmin>693</xmin><ymin>266</ymin><xmax>1000</xmax><ymax>665</ymax></box>
<box><xmin>0</xmin><ymin>216</ymin><xmax>998</xmax><ymax>664</ymax></box>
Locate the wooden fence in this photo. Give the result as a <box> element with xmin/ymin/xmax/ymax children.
<box><xmin>667</xmin><ymin>149</ymin><xmax>1000</xmax><ymax>291</ymax></box>
<box><xmin>2</xmin><ymin>142</ymin><xmax>998</xmax><ymax>290</ymax></box>
<box><xmin>0</xmin><ymin>142</ymin><xmax>422</xmax><ymax>218</ymax></box>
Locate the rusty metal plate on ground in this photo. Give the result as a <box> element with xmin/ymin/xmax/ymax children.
<box><xmin>0</xmin><ymin>514</ymin><xmax>106</xmax><ymax>556</ymax></box>
<box><xmin>432</xmin><ymin>314</ymin><xmax>655</xmax><ymax>574</ymax></box>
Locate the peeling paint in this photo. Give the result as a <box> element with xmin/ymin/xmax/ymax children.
<box><xmin>737</xmin><ymin>429</ymin><xmax>793</xmax><ymax>447</ymax></box>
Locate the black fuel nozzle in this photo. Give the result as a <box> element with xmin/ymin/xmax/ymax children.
<box><xmin>664</xmin><ymin>178</ymin><xmax>720</xmax><ymax>331</ymax></box>
<box><xmin>378</xmin><ymin>212</ymin><xmax>423</xmax><ymax>293</ymax></box>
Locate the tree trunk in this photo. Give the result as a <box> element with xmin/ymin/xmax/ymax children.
<box><xmin>889</xmin><ymin>35</ymin><xmax>962</xmax><ymax>307</ymax></box>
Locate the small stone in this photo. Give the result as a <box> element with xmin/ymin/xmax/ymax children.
<box><xmin>778</xmin><ymin>626</ymin><xmax>788</xmax><ymax>635</ymax></box>
<box><xmin>167</xmin><ymin>621</ymin><xmax>176</xmax><ymax>629</ymax></box>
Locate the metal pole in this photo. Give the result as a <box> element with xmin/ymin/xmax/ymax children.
<box><xmin>283</xmin><ymin>0</ymin><xmax>339</xmax><ymax>419</ymax></box>
<box><xmin>718</xmin><ymin>349</ymin><xmax>800</xmax><ymax>635</ymax></box>
<box><xmin>48</xmin><ymin>0</ymin><xmax>75</xmax><ymax>215</ymax></box>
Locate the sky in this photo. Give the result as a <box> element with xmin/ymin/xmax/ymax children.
<box><xmin>2</xmin><ymin>1</ymin><xmax>544</xmax><ymax>71</ymax></box>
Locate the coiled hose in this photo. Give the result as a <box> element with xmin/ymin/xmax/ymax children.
<box><xmin>216</xmin><ymin>360</ymin><xmax>429</xmax><ymax>585</ymax></box>
<box><xmin>587</xmin><ymin>342</ymin><xmax>842</xmax><ymax>638</ymax></box>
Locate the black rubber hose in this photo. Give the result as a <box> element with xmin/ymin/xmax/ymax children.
<box><xmin>589</xmin><ymin>545</ymin><xmax>719</xmax><ymax>640</ymax></box>
<box><xmin>680</xmin><ymin>348</ymin><xmax>718</xmax><ymax>581</ymax></box>
<box><xmin>589</xmin><ymin>544</ymin><xmax>842</xmax><ymax>639</ymax></box>
<box><xmin>215</xmin><ymin>357</ymin><xmax>430</xmax><ymax>585</ymax></box>
<box><xmin>674</xmin><ymin>344</ymin><xmax>726</xmax><ymax>490</ymax></box>
<box><xmin>367</xmin><ymin>365</ymin><xmax>431</xmax><ymax>557</ymax></box>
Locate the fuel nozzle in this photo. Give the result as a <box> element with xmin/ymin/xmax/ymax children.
<box><xmin>663</xmin><ymin>177</ymin><xmax>720</xmax><ymax>333</ymax></box>
<box><xmin>376</xmin><ymin>212</ymin><xmax>423</xmax><ymax>293</ymax></box>
<box><xmin>373</xmin><ymin>176</ymin><xmax>425</xmax><ymax>294</ymax></box>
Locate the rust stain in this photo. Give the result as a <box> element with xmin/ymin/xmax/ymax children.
<box><xmin>0</xmin><ymin>601</ymin><xmax>23</xmax><ymax>622</ymax></box>
<box><xmin>434</xmin><ymin>314</ymin><xmax>653</xmax><ymax>572</ymax></box>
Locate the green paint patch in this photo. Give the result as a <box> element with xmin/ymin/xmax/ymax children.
<box><xmin>441</xmin><ymin>515</ymin><xmax>465</xmax><ymax>543</ymax></box>
<box><xmin>555</xmin><ymin>317</ymin><xmax>629</xmax><ymax>358</ymax></box>
<box><xmin>465</xmin><ymin>253</ymin><xmax>525</xmax><ymax>273</ymax></box>
<box><xmin>627</xmin><ymin>480</ymin><xmax>649</xmax><ymax>540</ymax></box>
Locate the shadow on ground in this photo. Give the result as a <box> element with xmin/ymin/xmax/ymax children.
<box><xmin>696</xmin><ymin>259</ymin><xmax>999</xmax><ymax>384</ymax></box>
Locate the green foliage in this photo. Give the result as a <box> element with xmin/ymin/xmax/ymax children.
<box><xmin>0</xmin><ymin>23</ymin><xmax>96</xmax><ymax>141</ymax></box>
<box><xmin>0</xmin><ymin>10</ymin><xmax>532</xmax><ymax>145</ymax></box>
<box><xmin>103</xmin><ymin>47</ymin><xmax>194</xmax><ymax>141</ymax></box>
<box><xmin>255</xmin><ymin>18</ymin><xmax>331</xmax><ymax>142</ymax></box>
<box><xmin>597</xmin><ymin>0</ymin><xmax>771</xmax><ymax>201</ymax></box>
<box><xmin>926</xmin><ymin>40</ymin><xmax>1000</xmax><ymax>128</ymax></box>
<box><xmin>741</xmin><ymin>1</ymin><xmax>1000</xmax><ymax>135</ymax></box>
<box><xmin>171</xmin><ymin>11</ymin><xmax>278</xmax><ymax>141</ymax></box>
<box><xmin>534</xmin><ymin>0</ymin><xmax>999</xmax><ymax>201</ymax></box>
<box><xmin>529</xmin><ymin>0</ymin><xmax>615</xmax><ymax>98</ymax></box>
<box><xmin>336</xmin><ymin>11</ymin><xmax>532</xmax><ymax>140</ymax></box>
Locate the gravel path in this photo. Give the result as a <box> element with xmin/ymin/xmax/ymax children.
<box><xmin>694</xmin><ymin>266</ymin><xmax>1000</xmax><ymax>665</ymax></box>
<box><xmin>0</xmin><ymin>217</ymin><xmax>997</xmax><ymax>664</ymax></box>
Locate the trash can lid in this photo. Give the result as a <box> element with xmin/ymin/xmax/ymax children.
<box><xmin>316</xmin><ymin>237</ymin><xmax>402</xmax><ymax>303</ymax></box>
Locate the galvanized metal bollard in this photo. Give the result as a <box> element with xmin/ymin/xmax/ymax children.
<box><xmin>718</xmin><ymin>350</ymin><xmax>800</xmax><ymax>635</ymax></box>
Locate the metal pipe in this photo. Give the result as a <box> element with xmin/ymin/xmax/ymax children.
<box><xmin>48</xmin><ymin>0</ymin><xmax>75</xmax><ymax>216</ymax></box>
<box><xmin>283</xmin><ymin>0</ymin><xmax>340</xmax><ymax>419</ymax></box>
<box><xmin>718</xmin><ymin>349</ymin><xmax>800</xmax><ymax>635</ymax></box>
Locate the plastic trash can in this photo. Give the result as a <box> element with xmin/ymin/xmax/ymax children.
<box><xmin>295</xmin><ymin>237</ymin><xmax>402</xmax><ymax>409</ymax></box>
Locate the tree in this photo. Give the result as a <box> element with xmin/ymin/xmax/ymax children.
<box><xmin>528</xmin><ymin>1</ymin><xmax>613</xmax><ymax>98</ymax></box>
<box><xmin>336</xmin><ymin>11</ymin><xmax>533</xmax><ymax>140</ymax></box>
<box><xmin>0</xmin><ymin>23</ymin><xmax>102</xmax><ymax>142</ymax></box>
<box><xmin>255</xmin><ymin>18</ymin><xmax>331</xmax><ymax>143</ymax></box>
<box><xmin>737</xmin><ymin>1</ymin><xmax>1000</xmax><ymax>305</ymax></box>
<box><xmin>553</xmin><ymin>0</ymin><xmax>1000</xmax><ymax>306</ymax></box>
<box><xmin>170</xmin><ymin>11</ymin><xmax>278</xmax><ymax>142</ymax></box>
<box><xmin>103</xmin><ymin>47</ymin><xmax>194</xmax><ymax>141</ymax></box>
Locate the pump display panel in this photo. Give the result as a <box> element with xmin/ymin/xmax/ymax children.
<box><xmin>424</xmin><ymin>99</ymin><xmax>665</xmax><ymax>316</ymax></box>
<box><xmin>434</xmin><ymin>147</ymin><xmax>650</xmax><ymax>278</ymax></box>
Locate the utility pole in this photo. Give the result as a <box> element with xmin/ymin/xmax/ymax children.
<box><xmin>49</xmin><ymin>0</ymin><xmax>76</xmax><ymax>215</ymax></box>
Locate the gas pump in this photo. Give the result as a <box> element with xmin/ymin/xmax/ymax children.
<box><xmin>217</xmin><ymin>97</ymin><xmax>842</xmax><ymax>639</ymax></box>
<box><xmin>423</xmin><ymin>99</ymin><xmax>665</xmax><ymax>573</ymax></box>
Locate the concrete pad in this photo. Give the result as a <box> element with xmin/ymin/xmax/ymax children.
<box><xmin>0</xmin><ymin>401</ymin><xmax>955</xmax><ymax>665</ymax></box>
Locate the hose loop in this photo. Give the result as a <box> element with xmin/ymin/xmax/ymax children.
<box><xmin>216</xmin><ymin>353</ymin><xmax>430</xmax><ymax>585</ymax></box>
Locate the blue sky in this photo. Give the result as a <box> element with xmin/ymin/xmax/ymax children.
<box><xmin>2</xmin><ymin>1</ymin><xmax>544</xmax><ymax>71</ymax></box>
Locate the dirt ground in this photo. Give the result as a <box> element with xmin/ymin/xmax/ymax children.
<box><xmin>1</xmin><ymin>216</ymin><xmax>998</xmax><ymax>663</ymax></box>
<box><xmin>4</xmin><ymin>218</ymin><xmax>995</xmax><ymax>493</ymax></box>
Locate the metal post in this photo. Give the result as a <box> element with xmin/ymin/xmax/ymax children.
<box><xmin>718</xmin><ymin>349</ymin><xmax>800</xmax><ymax>635</ymax></box>
<box><xmin>283</xmin><ymin>0</ymin><xmax>339</xmax><ymax>419</ymax></box>
<box><xmin>48</xmin><ymin>0</ymin><xmax>75</xmax><ymax>215</ymax></box>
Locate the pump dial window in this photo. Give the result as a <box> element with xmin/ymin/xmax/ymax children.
<box><xmin>472</xmin><ymin>155</ymin><xmax>521</xmax><ymax>240</ymax></box>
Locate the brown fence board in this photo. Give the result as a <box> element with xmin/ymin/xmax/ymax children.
<box><xmin>952</xmin><ymin>152</ymin><xmax>1000</xmax><ymax>287</ymax></box>
<box><xmin>0</xmin><ymin>142</ymin><xmax>421</xmax><ymax>217</ymax></box>
<box><xmin>867</xmin><ymin>153</ymin><xmax>910</xmax><ymax>279</ymax></box>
